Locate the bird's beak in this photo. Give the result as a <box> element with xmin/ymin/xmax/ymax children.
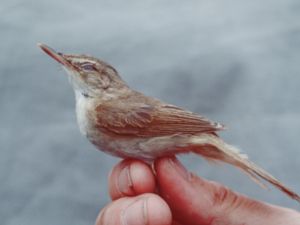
<box><xmin>37</xmin><ymin>43</ymin><xmax>73</xmax><ymax>68</ymax></box>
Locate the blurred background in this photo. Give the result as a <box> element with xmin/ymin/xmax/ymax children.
<box><xmin>1</xmin><ymin>0</ymin><xmax>300</xmax><ymax>224</ymax></box>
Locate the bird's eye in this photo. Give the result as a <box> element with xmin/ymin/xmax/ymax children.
<box><xmin>81</xmin><ymin>63</ymin><xmax>95</xmax><ymax>71</ymax></box>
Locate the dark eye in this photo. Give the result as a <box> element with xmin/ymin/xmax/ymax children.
<box><xmin>81</xmin><ymin>63</ymin><xmax>95</xmax><ymax>71</ymax></box>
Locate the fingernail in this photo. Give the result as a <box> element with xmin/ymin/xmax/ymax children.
<box><xmin>118</xmin><ymin>165</ymin><xmax>134</xmax><ymax>195</ymax></box>
<box><xmin>168</xmin><ymin>157</ymin><xmax>190</xmax><ymax>180</ymax></box>
<box><xmin>121</xmin><ymin>198</ymin><xmax>147</xmax><ymax>225</ymax></box>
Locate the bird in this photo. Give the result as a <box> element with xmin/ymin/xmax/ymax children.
<box><xmin>38</xmin><ymin>43</ymin><xmax>300</xmax><ymax>203</ymax></box>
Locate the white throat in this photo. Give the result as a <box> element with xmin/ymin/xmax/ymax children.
<box><xmin>74</xmin><ymin>90</ymin><xmax>90</xmax><ymax>136</ymax></box>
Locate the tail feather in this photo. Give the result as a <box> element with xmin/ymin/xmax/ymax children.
<box><xmin>191</xmin><ymin>134</ymin><xmax>300</xmax><ymax>203</ymax></box>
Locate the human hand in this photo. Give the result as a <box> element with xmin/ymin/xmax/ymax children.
<box><xmin>95</xmin><ymin>157</ymin><xmax>300</xmax><ymax>225</ymax></box>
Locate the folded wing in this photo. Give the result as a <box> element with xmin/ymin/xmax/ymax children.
<box><xmin>95</xmin><ymin>96</ymin><xmax>224</xmax><ymax>137</ymax></box>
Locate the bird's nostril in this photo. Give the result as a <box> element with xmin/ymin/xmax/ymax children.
<box><xmin>57</xmin><ymin>52</ymin><xmax>63</xmax><ymax>56</ymax></box>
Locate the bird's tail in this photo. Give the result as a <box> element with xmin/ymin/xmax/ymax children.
<box><xmin>190</xmin><ymin>134</ymin><xmax>300</xmax><ymax>203</ymax></box>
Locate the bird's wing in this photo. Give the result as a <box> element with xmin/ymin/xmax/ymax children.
<box><xmin>94</xmin><ymin>97</ymin><xmax>224</xmax><ymax>137</ymax></box>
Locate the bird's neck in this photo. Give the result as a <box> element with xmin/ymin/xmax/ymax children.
<box><xmin>74</xmin><ymin>85</ymin><xmax>132</xmax><ymax>104</ymax></box>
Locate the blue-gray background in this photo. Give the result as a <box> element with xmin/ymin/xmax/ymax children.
<box><xmin>1</xmin><ymin>0</ymin><xmax>300</xmax><ymax>224</ymax></box>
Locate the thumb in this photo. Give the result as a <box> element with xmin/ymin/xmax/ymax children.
<box><xmin>154</xmin><ymin>157</ymin><xmax>299</xmax><ymax>225</ymax></box>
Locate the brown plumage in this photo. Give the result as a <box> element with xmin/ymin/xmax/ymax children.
<box><xmin>95</xmin><ymin>91</ymin><xmax>224</xmax><ymax>137</ymax></box>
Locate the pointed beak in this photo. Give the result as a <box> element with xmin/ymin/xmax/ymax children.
<box><xmin>37</xmin><ymin>43</ymin><xmax>73</xmax><ymax>68</ymax></box>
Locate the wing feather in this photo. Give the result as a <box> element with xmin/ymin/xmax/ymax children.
<box><xmin>94</xmin><ymin>96</ymin><xmax>224</xmax><ymax>137</ymax></box>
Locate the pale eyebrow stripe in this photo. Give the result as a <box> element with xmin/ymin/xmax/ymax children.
<box><xmin>73</xmin><ymin>58</ymin><xmax>95</xmax><ymax>64</ymax></box>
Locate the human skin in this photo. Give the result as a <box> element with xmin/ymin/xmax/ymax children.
<box><xmin>95</xmin><ymin>157</ymin><xmax>300</xmax><ymax>225</ymax></box>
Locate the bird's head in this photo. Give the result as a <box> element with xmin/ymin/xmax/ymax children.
<box><xmin>38</xmin><ymin>43</ymin><xmax>126</xmax><ymax>98</ymax></box>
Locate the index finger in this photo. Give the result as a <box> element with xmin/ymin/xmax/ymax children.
<box><xmin>108</xmin><ymin>159</ymin><xmax>156</xmax><ymax>200</ymax></box>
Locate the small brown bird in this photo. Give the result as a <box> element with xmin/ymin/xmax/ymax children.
<box><xmin>38</xmin><ymin>43</ymin><xmax>300</xmax><ymax>203</ymax></box>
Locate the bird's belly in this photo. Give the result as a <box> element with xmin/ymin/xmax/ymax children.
<box><xmin>88</xmin><ymin>132</ymin><xmax>192</xmax><ymax>161</ymax></box>
<box><xmin>87</xmin><ymin>132</ymin><xmax>152</xmax><ymax>160</ymax></box>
